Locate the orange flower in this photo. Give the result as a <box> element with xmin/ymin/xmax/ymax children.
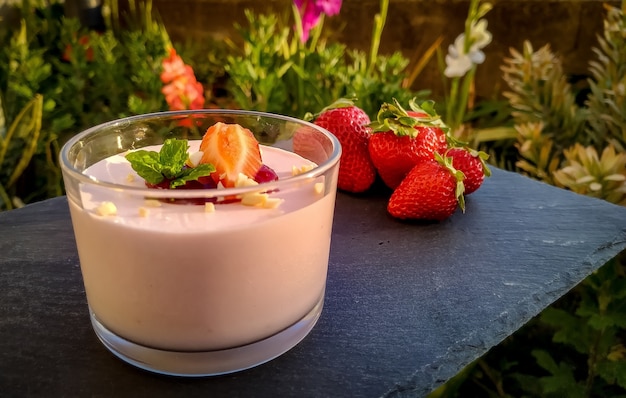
<box><xmin>161</xmin><ymin>48</ymin><xmax>188</xmax><ymax>83</ymax></box>
<box><xmin>161</xmin><ymin>77</ymin><xmax>205</xmax><ymax>110</ymax></box>
<box><xmin>160</xmin><ymin>48</ymin><xmax>205</xmax><ymax>111</ymax></box>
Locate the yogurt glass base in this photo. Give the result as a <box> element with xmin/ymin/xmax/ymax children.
<box><xmin>90</xmin><ymin>292</ymin><xmax>324</xmax><ymax>377</ymax></box>
<box><xmin>59</xmin><ymin>110</ymin><xmax>341</xmax><ymax>376</ymax></box>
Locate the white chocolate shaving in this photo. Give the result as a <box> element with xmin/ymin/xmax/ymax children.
<box><xmin>241</xmin><ymin>192</ymin><xmax>267</xmax><ymax>207</ymax></box>
<box><xmin>263</xmin><ymin>198</ymin><xmax>284</xmax><ymax>209</ymax></box>
<box><xmin>186</xmin><ymin>151</ymin><xmax>204</xmax><ymax>168</ymax></box>
<box><xmin>292</xmin><ymin>164</ymin><xmax>315</xmax><ymax>176</ymax></box>
<box><xmin>235</xmin><ymin>173</ymin><xmax>259</xmax><ymax>188</ymax></box>
<box><xmin>143</xmin><ymin>199</ymin><xmax>162</xmax><ymax>208</ymax></box>
<box><xmin>95</xmin><ymin>201</ymin><xmax>117</xmax><ymax>216</ymax></box>
<box><xmin>234</xmin><ymin>173</ymin><xmax>283</xmax><ymax>209</ymax></box>
<box><xmin>314</xmin><ymin>182</ymin><xmax>325</xmax><ymax>195</ymax></box>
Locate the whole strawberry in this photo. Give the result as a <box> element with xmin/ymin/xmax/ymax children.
<box><xmin>369</xmin><ymin>99</ymin><xmax>449</xmax><ymax>190</ymax></box>
<box><xmin>388</xmin><ymin>153</ymin><xmax>465</xmax><ymax>221</ymax></box>
<box><xmin>311</xmin><ymin>100</ymin><xmax>376</xmax><ymax>193</ymax></box>
<box><xmin>447</xmin><ymin>147</ymin><xmax>491</xmax><ymax>195</ymax></box>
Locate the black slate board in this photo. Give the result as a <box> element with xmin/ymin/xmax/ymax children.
<box><xmin>1</xmin><ymin>168</ymin><xmax>625</xmax><ymax>397</ymax></box>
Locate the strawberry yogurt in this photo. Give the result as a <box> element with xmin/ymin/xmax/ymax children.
<box><xmin>67</xmin><ymin>142</ymin><xmax>338</xmax><ymax>353</ymax></box>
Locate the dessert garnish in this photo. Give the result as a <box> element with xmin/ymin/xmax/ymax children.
<box><xmin>124</xmin><ymin>124</ymin><xmax>284</xmax><ymax>208</ymax></box>
<box><xmin>314</xmin><ymin>182</ymin><xmax>325</xmax><ymax>195</ymax></box>
<box><xmin>125</xmin><ymin>138</ymin><xmax>215</xmax><ymax>189</ymax></box>
<box><xmin>292</xmin><ymin>164</ymin><xmax>315</xmax><ymax>176</ymax></box>
<box><xmin>95</xmin><ymin>201</ymin><xmax>117</xmax><ymax>216</ymax></box>
<box><xmin>199</xmin><ymin>122</ymin><xmax>264</xmax><ymax>188</ymax></box>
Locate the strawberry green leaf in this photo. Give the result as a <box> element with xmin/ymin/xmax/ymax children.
<box><xmin>435</xmin><ymin>152</ymin><xmax>466</xmax><ymax>212</ymax></box>
<box><xmin>397</xmin><ymin>116</ymin><xmax>419</xmax><ymax>127</ymax></box>
<box><xmin>413</xmin><ymin>99</ymin><xmax>437</xmax><ymax>116</ymax></box>
<box><xmin>305</xmin><ymin>97</ymin><xmax>358</xmax><ymax>121</ymax></box>
<box><xmin>370</xmin><ymin>97</ymin><xmax>451</xmax><ymax>137</ymax></box>
<box><xmin>464</xmin><ymin>147</ymin><xmax>492</xmax><ymax>177</ymax></box>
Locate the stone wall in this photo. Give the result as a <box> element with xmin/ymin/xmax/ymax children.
<box><xmin>151</xmin><ymin>0</ymin><xmax>620</xmax><ymax>99</ymax></box>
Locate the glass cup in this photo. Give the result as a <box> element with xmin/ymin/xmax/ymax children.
<box><xmin>60</xmin><ymin>110</ymin><xmax>341</xmax><ymax>376</ymax></box>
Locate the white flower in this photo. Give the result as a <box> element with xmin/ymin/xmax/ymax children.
<box><xmin>444</xmin><ymin>34</ymin><xmax>473</xmax><ymax>78</ymax></box>
<box><xmin>444</xmin><ymin>18</ymin><xmax>492</xmax><ymax>78</ymax></box>
<box><xmin>469</xmin><ymin>19</ymin><xmax>492</xmax><ymax>52</ymax></box>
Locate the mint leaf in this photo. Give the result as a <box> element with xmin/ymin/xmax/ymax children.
<box><xmin>125</xmin><ymin>139</ymin><xmax>216</xmax><ymax>188</ymax></box>
<box><xmin>125</xmin><ymin>150</ymin><xmax>164</xmax><ymax>184</ymax></box>
<box><xmin>159</xmin><ymin>139</ymin><xmax>189</xmax><ymax>179</ymax></box>
<box><xmin>170</xmin><ymin>164</ymin><xmax>216</xmax><ymax>188</ymax></box>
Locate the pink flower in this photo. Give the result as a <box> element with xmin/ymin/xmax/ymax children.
<box><xmin>315</xmin><ymin>0</ymin><xmax>342</xmax><ymax>15</ymax></box>
<box><xmin>162</xmin><ymin>77</ymin><xmax>204</xmax><ymax>111</ymax></box>
<box><xmin>160</xmin><ymin>48</ymin><xmax>205</xmax><ymax>111</ymax></box>
<box><xmin>294</xmin><ymin>0</ymin><xmax>342</xmax><ymax>42</ymax></box>
<box><xmin>161</xmin><ymin>48</ymin><xmax>188</xmax><ymax>83</ymax></box>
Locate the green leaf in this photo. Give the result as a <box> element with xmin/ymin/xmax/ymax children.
<box><xmin>586</xmin><ymin>311</ymin><xmax>626</xmax><ymax>331</ymax></box>
<box><xmin>0</xmin><ymin>94</ymin><xmax>43</xmax><ymax>192</ymax></box>
<box><xmin>532</xmin><ymin>349</ymin><xmax>560</xmax><ymax>374</ymax></box>
<box><xmin>125</xmin><ymin>139</ymin><xmax>215</xmax><ymax>188</ymax></box>
<box><xmin>540</xmin><ymin>307</ymin><xmax>591</xmax><ymax>354</ymax></box>
<box><xmin>170</xmin><ymin>164</ymin><xmax>215</xmax><ymax>188</ymax></box>
<box><xmin>159</xmin><ymin>138</ymin><xmax>189</xmax><ymax>179</ymax></box>
<box><xmin>125</xmin><ymin>150</ymin><xmax>164</xmax><ymax>184</ymax></box>
<box><xmin>0</xmin><ymin>183</ymin><xmax>11</xmax><ymax>211</ymax></box>
<box><xmin>597</xmin><ymin>359</ymin><xmax>626</xmax><ymax>389</ymax></box>
<box><xmin>473</xmin><ymin>127</ymin><xmax>518</xmax><ymax>143</ymax></box>
<box><xmin>609</xmin><ymin>278</ymin><xmax>626</xmax><ymax>300</ymax></box>
<box><xmin>370</xmin><ymin>98</ymin><xmax>449</xmax><ymax>137</ymax></box>
<box><xmin>532</xmin><ymin>350</ymin><xmax>586</xmax><ymax>398</ymax></box>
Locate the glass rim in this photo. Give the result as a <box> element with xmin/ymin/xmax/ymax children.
<box><xmin>59</xmin><ymin>109</ymin><xmax>342</xmax><ymax>199</ymax></box>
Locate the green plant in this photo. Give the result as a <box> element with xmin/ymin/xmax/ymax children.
<box><xmin>0</xmin><ymin>0</ymin><xmax>179</xmax><ymax>210</ymax></box>
<box><xmin>0</xmin><ymin>95</ymin><xmax>44</xmax><ymax>210</ymax></box>
<box><xmin>431</xmin><ymin>2</ymin><xmax>626</xmax><ymax>397</ymax></box>
<box><xmin>553</xmin><ymin>144</ymin><xmax>626</xmax><ymax>205</ymax></box>
<box><xmin>586</xmin><ymin>4</ymin><xmax>626</xmax><ymax>151</ymax></box>
<box><xmin>0</xmin><ymin>6</ymin><xmax>63</xmax><ymax>207</ymax></box>
<box><xmin>223</xmin><ymin>0</ymin><xmax>426</xmax><ymax>119</ymax></box>
<box><xmin>438</xmin><ymin>0</ymin><xmax>493</xmax><ymax>137</ymax></box>
<box><xmin>0</xmin><ymin>0</ymin><xmax>433</xmax><ymax>211</ymax></box>
<box><xmin>498</xmin><ymin>34</ymin><xmax>626</xmax><ymax>203</ymax></box>
<box><xmin>523</xmin><ymin>255</ymin><xmax>626</xmax><ymax>396</ymax></box>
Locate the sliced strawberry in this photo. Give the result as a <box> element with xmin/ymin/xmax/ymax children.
<box><xmin>199</xmin><ymin>122</ymin><xmax>263</xmax><ymax>187</ymax></box>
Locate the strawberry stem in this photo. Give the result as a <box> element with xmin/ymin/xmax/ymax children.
<box><xmin>435</xmin><ymin>152</ymin><xmax>466</xmax><ymax>213</ymax></box>
<box><xmin>304</xmin><ymin>97</ymin><xmax>358</xmax><ymax>122</ymax></box>
<box><xmin>370</xmin><ymin>98</ymin><xmax>451</xmax><ymax>139</ymax></box>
